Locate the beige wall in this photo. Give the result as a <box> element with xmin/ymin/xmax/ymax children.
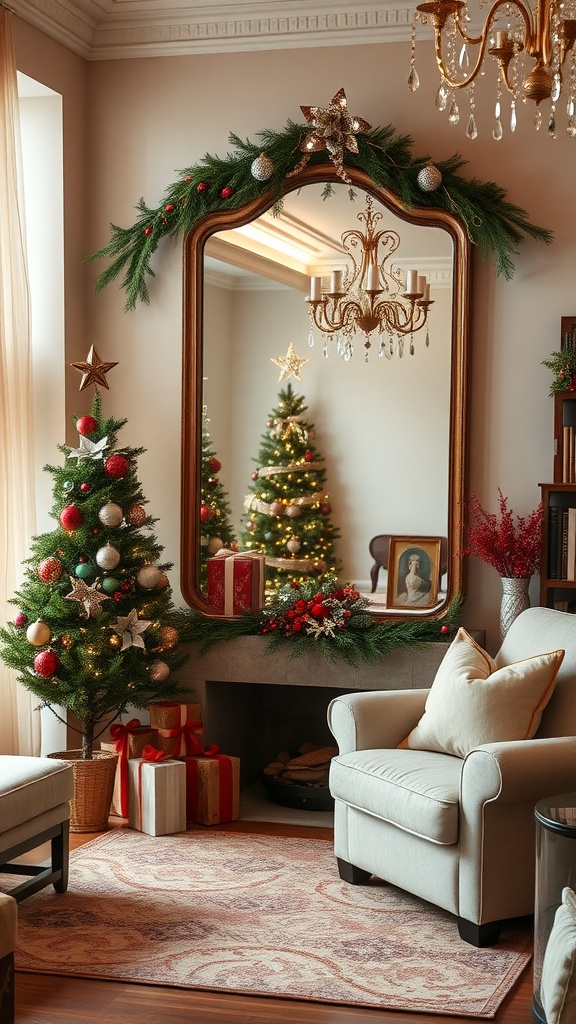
<box><xmin>14</xmin><ymin>19</ymin><xmax>574</xmax><ymax>652</ymax></box>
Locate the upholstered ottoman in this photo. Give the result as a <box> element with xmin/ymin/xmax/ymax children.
<box><xmin>0</xmin><ymin>893</ymin><xmax>17</xmax><ymax>1024</ymax></box>
<box><xmin>0</xmin><ymin>755</ymin><xmax>74</xmax><ymax>903</ymax></box>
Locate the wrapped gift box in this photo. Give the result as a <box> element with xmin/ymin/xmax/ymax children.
<box><xmin>181</xmin><ymin>753</ymin><xmax>240</xmax><ymax>826</ymax></box>
<box><xmin>149</xmin><ymin>701</ymin><xmax>203</xmax><ymax>757</ymax></box>
<box><xmin>128</xmin><ymin>757</ymin><xmax>186</xmax><ymax>836</ymax></box>
<box><xmin>100</xmin><ymin>720</ymin><xmax>157</xmax><ymax>817</ymax></box>
<box><xmin>207</xmin><ymin>551</ymin><xmax>266</xmax><ymax>616</ymax></box>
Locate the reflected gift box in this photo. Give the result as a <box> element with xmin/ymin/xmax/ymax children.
<box><xmin>207</xmin><ymin>550</ymin><xmax>266</xmax><ymax>616</ymax></box>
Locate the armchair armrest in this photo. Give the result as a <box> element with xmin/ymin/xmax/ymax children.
<box><xmin>462</xmin><ymin>736</ymin><xmax>576</xmax><ymax>807</ymax></box>
<box><xmin>327</xmin><ymin>689</ymin><xmax>429</xmax><ymax>754</ymax></box>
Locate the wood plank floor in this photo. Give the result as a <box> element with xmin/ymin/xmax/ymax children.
<box><xmin>14</xmin><ymin>818</ymin><xmax>535</xmax><ymax>1024</ymax></box>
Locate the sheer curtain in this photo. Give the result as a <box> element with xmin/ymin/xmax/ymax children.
<box><xmin>0</xmin><ymin>7</ymin><xmax>41</xmax><ymax>755</ymax></box>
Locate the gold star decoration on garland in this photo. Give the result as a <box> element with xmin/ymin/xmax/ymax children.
<box><xmin>71</xmin><ymin>346</ymin><xmax>118</xmax><ymax>391</ymax></box>
<box><xmin>294</xmin><ymin>87</ymin><xmax>371</xmax><ymax>184</ymax></box>
<box><xmin>271</xmin><ymin>343</ymin><xmax>310</xmax><ymax>382</ymax></box>
<box><xmin>64</xmin><ymin>578</ymin><xmax>110</xmax><ymax>618</ymax></box>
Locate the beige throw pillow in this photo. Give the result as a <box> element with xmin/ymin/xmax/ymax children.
<box><xmin>541</xmin><ymin>886</ymin><xmax>576</xmax><ymax>1024</ymax></box>
<box><xmin>399</xmin><ymin>627</ymin><xmax>564</xmax><ymax>758</ymax></box>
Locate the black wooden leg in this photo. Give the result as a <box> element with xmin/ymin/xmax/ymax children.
<box><xmin>457</xmin><ymin>917</ymin><xmax>502</xmax><ymax>947</ymax></box>
<box><xmin>52</xmin><ymin>820</ymin><xmax>69</xmax><ymax>894</ymax></box>
<box><xmin>0</xmin><ymin>951</ymin><xmax>14</xmax><ymax>1024</ymax></box>
<box><xmin>337</xmin><ymin>857</ymin><xmax>372</xmax><ymax>884</ymax></box>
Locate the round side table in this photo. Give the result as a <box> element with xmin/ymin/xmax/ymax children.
<box><xmin>533</xmin><ymin>794</ymin><xmax>576</xmax><ymax>1023</ymax></box>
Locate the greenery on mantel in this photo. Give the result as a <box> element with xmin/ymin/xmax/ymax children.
<box><xmin>86</xmin><ymin>116</ymin><xmax>553</xmax><ymax>311</ymax></box>
<box><xmin>182</xmin><ymin>595</ymin><xmax>463</xmax><ymax>667</ymax></box>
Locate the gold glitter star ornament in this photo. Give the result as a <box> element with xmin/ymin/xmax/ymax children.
<box><xmin>298</xmin><ymin>88</ymin><xmax>371</xmax><ymax>183</ymax></box>
<box><xmin>271</xmin><ymin>343</ymin><xmax>310</xmax><ymax>382</ymax></box>
<box><xmin>64</xmin><ymin>578</ymin><xmax>110</xmax><ymax>618</ymax></box>
<box><xmin>71</xmin><ymin>346</ymin><xmax>118</xmax><ymax>391</ymax></box>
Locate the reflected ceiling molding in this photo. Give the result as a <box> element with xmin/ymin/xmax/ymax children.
<box><xmin>11</xmin><ymin>0</ymin><xmax>415</xmax><ymax>60</ymax></box>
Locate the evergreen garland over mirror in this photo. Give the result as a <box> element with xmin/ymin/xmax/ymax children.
<box><xmin>86</xmin><ymin>100</ymin><xmax>552</xmax><ymax>310</ymax></box>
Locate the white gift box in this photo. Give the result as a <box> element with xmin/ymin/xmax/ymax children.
<box><xmin>128</xmin><ymin>758</ymin><xmax>186</xmax><ymax>836</ymax></box>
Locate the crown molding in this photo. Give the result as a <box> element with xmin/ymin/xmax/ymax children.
<box><xmin>11</xmin><ymin>1</ymin><xmax>414</xmax><ymax>60</ymax></box>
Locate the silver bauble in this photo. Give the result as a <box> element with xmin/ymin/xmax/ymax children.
<box><xmin>208</xmin><ymin>536</ymin><xmax>224</xmax><ymax>554</ymax></box>
<box><xmin>96</xmin><ymin>543</ymin><xmax>121</xmax><ymax>570</ymax></box>
<box><xmin>98</xmin><ymin>502</ymin><xmax>124</xmax><ymax>528</ymax></box>
<box><xmin>417</xmin><ymin>164</ymin><xmax>442</xmax><ymax>192</ymax></box>
<box><xmin>137</xmin><ymin>564</ymin><xmax>162</xmax><ymax>589</ymax></box>
<box><xmin>287</xmin><ymin>536</ymin><xmax>302</xmax><ymax>554</ymax></box>
<box><xmin>286</xmin><ymin>505</ymin><xmax>302</xmax><ymax>518</ymax></box>
<box><xmin>251</xmin><ymin>152</ymin><xmax>274</xmax><ymax>181</ymax></box>
<box><xmin>149</xmin><ymin>660</ymin><xmax>170</xmax><ymax>683</ymax></box>
<box><xmin>26</xmin><ymin>620</ymin><xmax>51</xmax><ymax>646</ymax></box>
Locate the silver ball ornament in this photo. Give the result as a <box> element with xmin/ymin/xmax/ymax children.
<box><xmin>286</xmin><ymin>505</ymin><xmax>301</xmax><ymax>519</ymax></box>
<box><xmin>208</xmin><ymin>536</ymin><xmax>224</xmax><ymax>554</ymax></box>
<box><xmin>98</xmin><ymin>502</ymin><xmax>124</xmax><ymax>528</ymax></box>
<box><xmin>26</xmin><ymin>620</ymin><xmax>52</xmax><ymax>646</ymax></box>
<box><xmin>287</xmin><ymin>536</ymin><xmax>302</xmax><ymax>554</ymax></box>
<box><xmin>417</xmin><ymin>164</ymin><xmax>442</xmax><ymax>192</ymax></box>
<box><xmin>96</xmin><ymin>543</ymin><xmax>121</xmax><ymax>570</ymax></box>
<box><xmin>251</xmin><ymin>152</ymin><xmax>274</xmax><ymax>181</ymax></box>
<box><xmin>149</xmin><ymin>660</ymin><xmax>170</xmax><ymax>683</ymax></box>
<box><xmin>137</xmin><ymin>564</ymin><xmax>162</xmax><ymax>589</ymax></box>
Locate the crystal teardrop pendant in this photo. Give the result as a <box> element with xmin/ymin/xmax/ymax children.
<box><xmin>436</xmin><ymin>84</ymin><xmax>448</xmax><ymax>111</ymax></box>
<box><xmin>398</xmin><ymin>339</ymin><xmax>405</xmax><ymax>358</ymax></box>
<box><xmin>492</xmin><ymin>117</ymin><xmax>503</xmax><ymax>140</ymax></box>
<box><xmin>535</xmin><ymin>109</ymin><xmax>542</xmax><ymax>130</ymax></box>
<box><xmin>568</xmin><ymin>99</ymin><xmax>575</xmax><ymax>117</ymax></box>
<box><xmin>407</xmin><ymin>66</ymin><xmax>420</xmax><ymax>92</ymax></box>
<box><xmin>510</xmin><ymin>101</ymin><xmax>517</xmax><ymax>132</ymax></box>
<box><xmin>308</xmin><ymin>329</ymin><xmax>315</xmax><ymax>348</ymax></box>
<box><xmin>466</xmin><ymin>112</ymin><xmax>478</xmax><ymax>139</ymax></box>
<box><xmin>459</xmin><ymin>44</ymin><xmax>470</xmax><ymax>69</ymax></box>
<box><xmin>552</xmin><ymin>75</ymin><xmax>561</xmax><ymax>102</ymax></box>
<box><xmin>426</xmin><ymin>330</ymin><xmax>430</xmax><ymax>347</ymax></box>
<box><xmin>568</xmin><ymin>117</ymin><xmax>576</xmax><ymax>137</ymax></box>
<box><xmin>548</xmin><ymin>109</ymin><xmax>557</xmax><ymax>137</ymax></box>
<box><xmin>448</xmin><ymin>96</ymin><xmax>460</xmax><ymax>124</ymax></box>
<box><xmin>322</xmin><ymin>339</ymin><xmax>329</xmax><ymax>358</ymax></box>
<box><xmin>410</xmin><ymin>340</ymin><xmax>415</xmax><ymax>355</ymax></box>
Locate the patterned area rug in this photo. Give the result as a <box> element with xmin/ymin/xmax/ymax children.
<box><xmin>13</xmin><ymin>828</ymin><xmax>531</xmax><ymax>1017</ymax></box>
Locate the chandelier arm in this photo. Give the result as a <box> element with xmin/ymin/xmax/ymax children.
<box><xmin>434</xmin><ymin>0</ymin><xmax>533</xmax><ymax>91</ymax></box>
<box><xmin>372</xmin><ymin>298</ymin><xmax>430</xmax><ymax>336</ymax></box>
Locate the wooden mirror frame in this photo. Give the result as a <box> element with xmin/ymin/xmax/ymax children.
<box><xmin>181</xmin><ymin>164</ymin><xmax>471</xmax><ymax>619</ymax></box>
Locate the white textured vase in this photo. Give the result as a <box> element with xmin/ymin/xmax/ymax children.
<box><xmin>500</xmin><ymin>576</ymin><xmax>531</xmax><ymax>639</ymax></box>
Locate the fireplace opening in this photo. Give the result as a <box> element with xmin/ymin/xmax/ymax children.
<box><xmin>203</xmin><ymin>681</ymin><xmax>350</xmax><ymax>809</ymax></box>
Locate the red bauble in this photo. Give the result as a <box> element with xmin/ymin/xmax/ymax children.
<box><xmin>197</xmin><ymin>181</ymin><xmax>207</xmax><ymax>193</ymax></box>
<box><xmin>304</xmin><ymin>450</ymin><xmax>314</xmax><ymax>462</ymax></box>
<box><xmin>37</xmin><ymin>557</ymin><xmax>63</xmax><ymax>583</ymax></box>
<box><xmin>184</xmin><ymin>176</ymin><xmax>192</xmax><ymax>182</ymax></box>
<box><xmin>320</xmin><ymin>504</ymin><xmax>331</xmax><ymax>515</ymax></box>
<box><xmin>59</xmin><ymin>505</ymin><xmax>84</xmax><ymax>531</ymax></box>
<box><xmin>76</xmin><ymin>415</ymin><xmax>97</xmax><ymax>436</ymax></box>
<box><xmin>252</xmin><ymin>471</ymin><xmax>259</xmax><ymax>480</ymax></box>
<box><xmin>165</xmin><ymin>203</ymin><xmax>174</xmax><ymax>212</ymax></box>
<box><xmin>200</xmin><ymin>504</ymin><xmax>214</xmax><ymax>523</ymax></box>
<box><xmin>14</xmin><ymin>613</ymin><xmax>28</xmax><ymax>628</ymax></box>
<box><xmin>34</xmin><ymin>650</ymin><xmax>60</xmax><ymax>678</ymax></box>
<box><xmin>104</xmin><ymin>454</ymin><xmax>129</xmax><ymax>479</ymax></box>
<box><xmin>220</xmin><ymin>186</ymin><xmax>233</xmax><ymax>199</ymax></box>
<box><xmin>209</xmin><ymin>457</ymin><xmax>221</xmax><ymax>473</ymax></box>
<box><xmin>441</xmin><ymin>624</ymin><xmax>450</xmax><ymax>635</ymax></box>
<box><xmin>80</xmin><ymin>482</ymin><xmax>91</xmax><ymax>493</ymax></box>
<box><xmin>144</xmin><ymin>226</ymin><xmax>152</xmax><ymax>236</ymax></box>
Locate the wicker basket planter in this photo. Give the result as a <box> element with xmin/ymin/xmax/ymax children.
<box><xmin>48</xmin><ymin>750</ymin><xmax>118</xmax><ymax>833</ymax></box>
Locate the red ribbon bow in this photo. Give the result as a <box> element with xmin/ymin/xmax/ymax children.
<box><xmin>157</xmin><ymin>720</ymin><xmax>204</xmax><ymax>757</ymax></box>
<box><xmin>141</xmin><ymin>744</ymin><xmax>172</xmax><ymax>762</ymax></box>
<box><xmin>109</xmin><ymin>719</ymin><xmax>142</xmax><ymax>817</ymax></box>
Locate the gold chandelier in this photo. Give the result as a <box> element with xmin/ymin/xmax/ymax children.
<box><xmin>408</xmin><ymin>0</ymin><xmax>576</xmax><ymax>138</ymax></box>
<box><xmin>306</xmin><ymin>196</ymin><xmax>433</xmax><ymax>362</ymax></box>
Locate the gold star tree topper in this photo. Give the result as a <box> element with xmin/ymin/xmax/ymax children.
<box><xmin>271</xmin><ymin>343</ymin><xmax>310</xmax><ymax>382</ymax></box>
<box><xmin>71</xmin><ymin>346</ymin><xmax>118</xmax><ymax>391</ymax></box>
<box><xmin>298</xmin><ymin>88</ymin><xmax>371</xmax><ymax>183</ymax></box>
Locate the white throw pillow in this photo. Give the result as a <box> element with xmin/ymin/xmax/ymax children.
<box><xmin>399</xmin><ymin>627</ymin><xmax>564</xmax><ymax>758</ymax></box>
<box><xmin>541</xmin><ymin>886</ymin><xmax>576</xmax><ymax>1024</ymax></box>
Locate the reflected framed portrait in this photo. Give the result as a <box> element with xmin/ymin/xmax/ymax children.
<box><xmin>386</xmin><ymin>536</ymin><xmax>442</xmax><ymax>611</ymax></box>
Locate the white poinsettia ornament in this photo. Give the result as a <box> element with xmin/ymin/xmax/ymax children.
<box><xmin>113</xmin><ymin>608</ymin><xmax>152</xmax><ymax>651</ymax></box>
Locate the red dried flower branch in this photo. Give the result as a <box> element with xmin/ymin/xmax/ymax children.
<box><xmin>462</xmin><ymin>489</ymin><xmax>543</xmax><ymax>578</ymax></box>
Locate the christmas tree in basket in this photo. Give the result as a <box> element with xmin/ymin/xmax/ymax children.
<box><xmin>0</xmin><ymin>354</ymin><xmax>190</xmax><ymax>761</ymax></box>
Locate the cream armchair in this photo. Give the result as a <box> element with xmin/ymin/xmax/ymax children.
<box><xmin>327</xmin><ymin>607</ymin><xmax>576</xmax><ymax>946</ymax></box>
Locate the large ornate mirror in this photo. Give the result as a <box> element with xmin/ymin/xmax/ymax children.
<box><xmin>181</xmin><ymin>165</ymin><xmax>470</xmax><ymax>619</ymax></box>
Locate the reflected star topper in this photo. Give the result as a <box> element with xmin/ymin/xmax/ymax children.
<box><xmin>272</xmin><ymin>343</ymin><xmax>309</xmax><ymax>382</ymax></box>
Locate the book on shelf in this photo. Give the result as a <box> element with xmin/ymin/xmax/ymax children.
<box><xmin>548</xmin><ymin>505</ymin><xmax>576</xmax><ymax>581</ymax></box>
<box><xmin>549</xmin><ymin>506</ymin><xmax>561</xmax><ymax>580</ymax></box>
<box><xmin>562</xmin><ymin>425</ymin><xmax>576</xmax><ymax>482</ymax></box>
<box><xmin>567</xmin><ymin>507</ymin><xmax>576</xmax><ymax>581</ymax></box>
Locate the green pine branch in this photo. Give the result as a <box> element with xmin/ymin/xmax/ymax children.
<box><xmin>85</xmin><ymin>118</ymin><xmax>552</xmax><ymax>311</ymax></box>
